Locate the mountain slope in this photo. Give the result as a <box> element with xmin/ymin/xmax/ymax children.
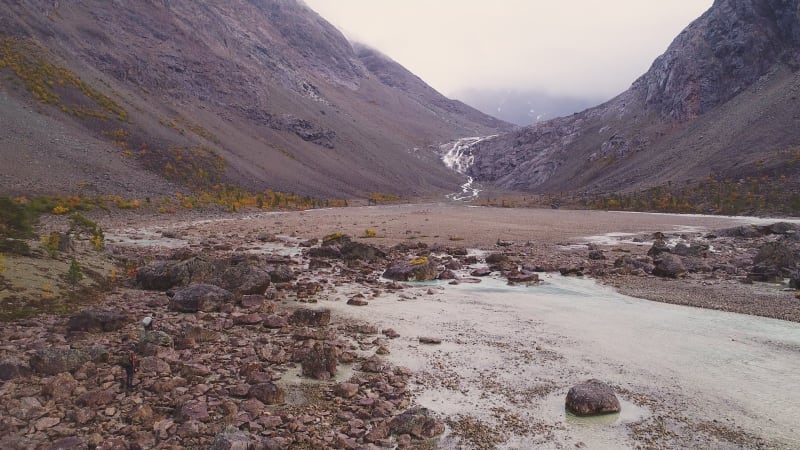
<box><xmin>468</xmin><ymin>0</ymin><xmax>800</xmax><ymax>197</ymax></box>
<box><xmin>0</xmin><ymin>0</ymin><xmax>511</xmax><ymax>198</ymax></box>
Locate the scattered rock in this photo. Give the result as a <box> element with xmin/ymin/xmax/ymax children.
<box><xmin>347</xmin><ymin>295</ymin><xmax>369</xmax><ymax>306</ymax></box>
<box><xmin>418</xmin><ymin>337</ymin><xmax>442</xmax><ymax>344</ymax></box>
<box><xmin>210</xmin><ymin>429</ymin><xmax>258</xmax><ymax>450</ymax></box>
<box><xmin>389</xmin><ymin>406</ymin><xmax>445</xmax><ymax>439</ymax></box>
<box><xmin>565</xmin><ymin>379</ymin><xmax>621</xmax><ymax>416</ymax></box>
<box><xmin>0</xmin><ymin>357</ymin><xmax>31</xmax><ymax>380</ymax></box>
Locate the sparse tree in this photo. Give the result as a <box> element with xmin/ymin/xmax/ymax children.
<box><xmin>66</xmin><ymin>258</ymin><xmax>83</xmax><ymax>291</ymax></box>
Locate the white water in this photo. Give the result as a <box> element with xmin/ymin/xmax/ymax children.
<box><xmin>441</xmin><ymin>136</ymin><xmax>497</xmax><ymax>201</ymax></box>
<box><xmin>327</xmin><ymin>275</ymin><xmax>800</xmax><ymax>449</ymax></box>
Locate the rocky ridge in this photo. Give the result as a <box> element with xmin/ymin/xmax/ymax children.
<box><xmin>468</xmin><ymin>0</ymin><xmax>800</xmax><ymax>198</ymax></box>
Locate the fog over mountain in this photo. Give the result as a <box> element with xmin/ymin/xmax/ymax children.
<box><xmin>452</xmin><ymin>88</ymin><xmax>602</xmax><ymax>126</ymax></box>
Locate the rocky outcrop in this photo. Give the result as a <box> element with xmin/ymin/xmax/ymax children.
<box><xmin>467</xmin><ymin>0</ymin><xmax>800</xmax><ymax>197</ymax></box>
<box><xmin>565</xmin><ymin>380</ymin><xmax>621</xmax><ymax>416</ymax></box>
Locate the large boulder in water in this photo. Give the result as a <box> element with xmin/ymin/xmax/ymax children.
<box><xmin>66</xmin><ymin>309</ymin><xmax>128</xmax><ymax>333</ymax></box>
<box><xmin>169</xmin><ymin>284</ymin><xmax>234</xmax><ymax>313</ymax></box>
<box><xmin>565</xmin><ymin>379</ymin><xmax>621</xmax><ymax>416</ymax></box>
<box><xmin>752</xmin><ymin>241</ymin><xmax>798</xmax><ymax>279</ymax></box>
<box><xmin>383</xmin><ymin>259</ymin><xmax>438</xmax><ymax>281</ymax></box>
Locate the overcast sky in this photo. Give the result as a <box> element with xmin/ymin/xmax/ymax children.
<box><xmin>303</xmin><ymin>1</ymin><xmax>713</xmax><ymax>101</ymax></box>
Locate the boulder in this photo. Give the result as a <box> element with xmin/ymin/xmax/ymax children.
<box><xmin>66</xmin><ymin>309</ymin><xmax>129</xmax><ymax>333</ymax></box>
<box><xmin>347</xmin><ymin>296</ymin><xmax>369</xmax><ymax>306</ymax></box>
<box><xmin>383</xmin><ymin>260</ymin><xmax>438</xmax><ymax>282</ymax></box>
<box><xmin>139</xmin><ymin>330</ymin><xmax>174</xmax><ymax>348</ymax></box>
<box><xmin>248</xmin><ymin>383</ymin><xmax>285</xmax><ymax>405</ymax></box>
<box><xmin>506</xmin><ymin>271</ymin><xmax>540</xmax><ymax>284</ymax></box>
<box><xmin>263</xmin><ymin>315</ymin><xmax>288</xmax><ymax>329</ymax></box>
<box><xmin>269</xmin><ymin>265</ymin><xmax>295</xmax><ymax>283</ymax></box>
<box><xmin>790</xmin><ymin>270</ymin><xmax>800</xmax><ymax>289</ymax></box>
<box><xmin>334</xmin><ymin>382</ymin><xmax>359</xmax><ymax>398</ymax></box>
<box><xmin>177</xmin><ymin>400</ymin><xmax>210</xmax><ymax>422</ymax></box>
<box><xmin>652</xmin><ymin>254</ymin><xmax>687</xmax><ymax>278</ymax></box>
<box><xmin>486</xmin><ymin>253</ymin><xmax>515</xmax><ymax>272</ymax></box>
<box><xmin>753</xmin><ymin>241</ymin><xmax>798</xmax><ymax>275</ymax></box>
<box><xmin>42</xmin><ymin>373</ymin><xmax>78</xmax><ymax>400</ymax></box>
<box><xmin>647</xmin><ymin>239</ymin><xmax>671</xmax><ymax>257</ymax></box>
<box><xmin>29</xmin><ymin>346</ymin><xmax>109</xmax><ymax>375</ymax></box>
<box><xmin>388</xmin><ymin>406</ymin><xmax>445</xmax><ymax>439</ymax></box>
<box><xmin>565</xmin><ymin>379</ymin><xmax>621</xmax><ymax>416</ymax></box>
<box><xmin>672</xmin><ymin>241</ymin><xmax>709</xmax><ymax>257</ymax></box>
<box><xmin>219</xmin><ymin>263</ymin><xmax>271</xmax><ymax>295</ymax></box>
<box><xmin>469</xmin><ymin>268</ymin><xmax>492</xmax><ymax>277</ymax></box>
<box><xmin>340</xmin><ymin>241</ymin><xmax>386</xmax><ymax>261</ymax></box>
<box><xmin>301</xmin><ymin>342</ymin><xmax>338</xmax><ymax>380</ymax></box>
<box><xmin>290</xmin><ymin>308</ymin><xmax>331</xmax><ymax>326</ymax></box>
<box><xmin>136</xmin><ymin>257</ymin><xmax>214</xmax><ymax>291</ymax></box>
<box><xmin>232</xmin><ymin>313</ymin><xmax>263</xmax><ymax>326</ymax></box>
<box><xmin>169</xmin><ymin>284</ymin><xmax>234</xmax><ymax>312</ymax></box>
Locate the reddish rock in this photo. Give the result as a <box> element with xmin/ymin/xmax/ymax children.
<box><xmin>334</xmin><ymin>382</ymin><xmax>359</xmax><ymax>398</ymax></box>
<box><xmin>76</xmin><ymin>390</ymin><xmax>114</xmax><ymax>408</ymax></box>
<box><xmin>364</xmin><ymin>421</ymin><xmax>390</xmax><ymax>443</ymax></box>
<box><xmin>263</xmin><ymin>315</ymin><xmax>288</xmax><ymax>329</ymax></box>
<box><xmin>302</xmin><ymin>341</ymin><xmax>338</xmax><ymax>379</ymax></box>
<box><xmin>248</xmin><ymin>382</ymin><xmax>285</xmax><ymax>405</ymax></box>
<box><xmin>42</xmin><ymin>373</ymin><xmax>78</xmax><ymax>400</ymax></box>
<box><xmin>289</xmin><ymin>308</ymin><xmax>331</xmax><ymax>326</ymax></box>
<box><xmin>232</xmin><ymin>313</ymin><xmax>264</xmax><ymax>325</ymax></box>
<box><xmin>177</xmin><ymin>400</ymin><xmax>210</xmax><ymax>422</ymax></box>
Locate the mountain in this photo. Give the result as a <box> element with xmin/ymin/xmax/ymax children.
<box><xmin>467</xmin><ymin>0</ymin><xmax>800</xmax><ymax>198</ymax></box>
<box><xmin>0</xmin><ymin>0</ymin><xmax>511</xmax><ymax>199</ymax></box>
<box><xmin>452</xmin><ymin>88</ymin><xmax>601</xmax><ymax>126</ymax></box>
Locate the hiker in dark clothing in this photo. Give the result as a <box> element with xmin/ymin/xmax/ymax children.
<box><xmin>120</xmin><ymin>343</ymin><xmax>139</xmax><ymax>390</ymax></box>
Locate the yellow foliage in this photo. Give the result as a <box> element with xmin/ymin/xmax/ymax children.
<box><xmin>410</xmin><ymin>256</ymin><xmax>428</xmax><ymax>266</ymax></box>
<box><xmin>363</xmin><ymin>228</ymin><xmax>377</xmax><ymax>238</ymax></box>
<box><xmin>0</xmin><ymin>253</ymin><xmax>5</xmax><ymax>273</ymax></box>
<box><xmin>52</xmin><ymin>205</ymin><xmax>70</xmax><ymax>214</ymax></box>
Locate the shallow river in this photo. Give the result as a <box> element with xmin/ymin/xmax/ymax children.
<box><xmin>326</xmin><ymin>275</ymin><xmax>800</xmax><ymax>449</ymax></box>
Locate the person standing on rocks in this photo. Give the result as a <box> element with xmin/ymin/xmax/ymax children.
<box><xmin>120</xmin><ymin>343</ymin><xmax>139</xmax><ymax>390</ymax></box>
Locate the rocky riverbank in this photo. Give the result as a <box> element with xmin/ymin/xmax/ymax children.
<box><xmin>1</xmin><ymin>204</ymin><xmax>798</xmax><ymax>448</ymax></box>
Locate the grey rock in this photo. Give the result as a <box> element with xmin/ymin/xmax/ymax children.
<box><xmin>565</xmin><ymin>379</ymin><xmax>621</xmax><ymax>416</ymax></box>
<box><xmin>169</xmin><ymin>284</ymin><xmax>234</xmax><ymax>312</ymax></box>
<box><xmin>653</xmin><ymin>254</ymin><xmax>687</xmax><ymax>278</ymax></box>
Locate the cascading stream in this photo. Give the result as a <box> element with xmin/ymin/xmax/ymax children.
<box><xmin>441</xmin><ymin>136</ymin><xmax>496</xmax><ymax>201</ymax></box>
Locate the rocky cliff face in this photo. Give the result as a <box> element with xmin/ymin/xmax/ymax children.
<box><xmin>0</xmin><ymin>0</ymin><xmax>510</xmax><ymax>198</ymax></box>
<box><xmin>469</xmin><ymin>0</ymin><xmax>800</xmax><ymax>195</ymax></box>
